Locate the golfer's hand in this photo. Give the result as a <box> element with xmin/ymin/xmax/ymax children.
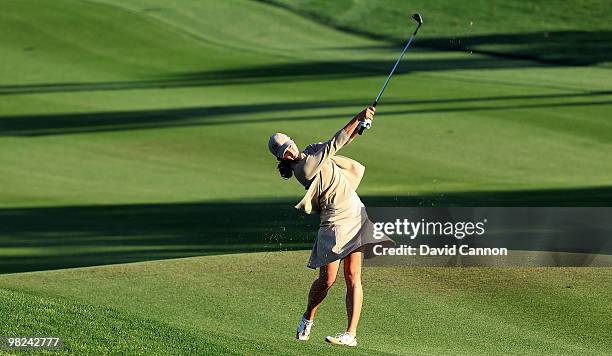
<box><xmin>357</xmin><ymin>106</ymin><xmax>375</xmax><ymax>122</ymax></box>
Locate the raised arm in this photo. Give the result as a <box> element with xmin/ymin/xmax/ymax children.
<box><xmin>301</xmin><ymin>107</ymin><xmax>375</xmax><ymax>180</ymax></box>
<box><xmin>345</xmin><ymin>106</ymin><xmax>376</xmax><ymax>144</ymax></box>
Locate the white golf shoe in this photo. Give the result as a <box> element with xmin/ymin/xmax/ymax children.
<box><xmin>295</xmin><ymin>315</ymin><xmax>314</xmax><ymax>341</ymax></box>
<box><xmin>325</xmin><ymin>331</ymin><xmax>357</xmax><ymax>347</ymax></box>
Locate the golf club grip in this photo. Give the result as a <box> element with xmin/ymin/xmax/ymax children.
<box><xmin>358</xmin><ymin>101</ymin><xmax>377</xmax><ymax>135</ymax></box>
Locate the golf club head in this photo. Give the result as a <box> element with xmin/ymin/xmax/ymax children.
<box><xmin>412</xmin><ymin>13</ymin><xmax>423</xmax><ymax>25</ymax></box>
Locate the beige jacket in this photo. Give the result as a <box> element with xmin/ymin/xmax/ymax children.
<box><xmin>292</xmin><ymin>128</ymin><xmax>365</xmax><ymax>214</ymax></box>
<box><xmin>295</xmin><ymin>155</ymin><xmax>365</xmax><ymax>214</ymax></box>
<box><xmin>290</xmin><ymin>128</ymin><xmax>395</xmax><ymax>268</ymax></box>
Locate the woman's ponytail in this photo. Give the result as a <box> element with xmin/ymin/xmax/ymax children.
<box><xmin>277</xmin><ymin>159</ymin><xmax>293</xmax><ymax>180</ymax></box>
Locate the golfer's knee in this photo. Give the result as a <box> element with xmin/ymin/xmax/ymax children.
<box><xmin>344</xmin><ymin>270</ymin><xmax>361</xmax><ymax>288</ymax></box>
<box><xmin>317</xmin><ymin>274</ymin><xmax>336</xmax><ymax>290</ymax></box>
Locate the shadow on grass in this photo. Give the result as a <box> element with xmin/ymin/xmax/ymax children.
<box><xmin>0</xmin><ymin>28</ymin><xmax>608</xmax><ymax>97</ymax></box>
<box><xmin>1</xmin><ymin>91</ymin><xmax>610</xmax><ymax>136</ymax></box>
<box><xmin>0</xmin><ymin>56</ymin><xmax>541</xmax><ymax>96</ymax></box>
<box><xmin>1</xmin><ymin>187</ymin><xmax>612</xmax><ymax>273</ymax></box>
<box><xmin>255</xmin><ymin>1</ymin><xmax>612</xmax><ymax>66</ymax></box>
<box><xmin>319</xmin><ymin>31</ymin><xmax>612</xmax><ymax>66</ymax></box>
<box><xmin>2</xmin><ymin>28</ymin><xmax>610</xmax><ymax>97</ymax></box>
<box><xmin>417</xmin><ymin>31</ymin><xmax>612</xmax><ymax>66</ymax></box>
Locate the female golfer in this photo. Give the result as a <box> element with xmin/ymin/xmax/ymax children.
<box><xmin>267</xmin><ymin>106</ymin><xmax>394</xmax><ymax>347</ymax></box>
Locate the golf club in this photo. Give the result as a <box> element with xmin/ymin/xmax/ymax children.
<box><xmin>358</xmin><ymin>13</ymin><xmax>423</xmax><ymax>135</ymax></box>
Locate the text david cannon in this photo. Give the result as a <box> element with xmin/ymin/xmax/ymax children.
<box><xmin>373</xmin><ymin>244</ymin><xmax>508</xmax><ymax>256</ymax></box>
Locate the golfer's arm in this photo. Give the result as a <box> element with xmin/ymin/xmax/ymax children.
<box><xmin>302</xmin><ymin>130</ymin><xmax>349</xmax><ymax>180</ymax></box>
<box><xmin>343</xmin><ymin>117</ymin><xmax>361</xmax><ymax>142</ymax></box>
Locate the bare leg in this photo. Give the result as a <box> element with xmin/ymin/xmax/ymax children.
<box><xmin>343</xmin><ymin>248</ymin><xmax>363</xmax><ymax>335</ymax></box>
<box><xmin>304</xmin><ymin>260</ymin><xmax>340</xmax><ymax>320</ymax></box>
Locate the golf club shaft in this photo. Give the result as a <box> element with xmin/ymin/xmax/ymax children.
<box><xmin>373</xmin><ymin>26</ymin><xmax>421</xmax><ymax>107</ymax></box>
<box><xmin>359</xmin><ymin>22</ymin><xmax>422</xmax><ymax>135</ymax></box>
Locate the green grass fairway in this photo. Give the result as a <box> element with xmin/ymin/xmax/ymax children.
<box><xmin>1</xmin><ymin>0</ymin><xmax>611</xmax><ymax>208</ymax></box>
<box><xmin>1</xmin><ymin>0</ymin><xmax>611</xmax><ymax>270</ymax></box>
<box><xmin>1</xmin><ymin>252</ymin><xmax>611</xmax><ymax>355</ymax></box>
<box><xmin>0</xmin><ymin>0</ymin><xmax>611</xmax><ymax>354</ymax></box>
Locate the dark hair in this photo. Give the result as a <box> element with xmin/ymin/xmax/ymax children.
<box><xmin>277</xmin><ymin>159</ymin><xmax>293</xmax><ymax>180</ymax></box>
